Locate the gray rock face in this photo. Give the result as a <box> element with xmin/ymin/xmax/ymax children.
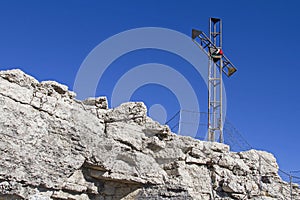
<box><xmin>0</xmin><ymin>69</ymin><xmax>299</xmax><ymax>200</ymax></box>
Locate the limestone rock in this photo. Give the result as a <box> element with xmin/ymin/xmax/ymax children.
<box><xmin>0</xmin><ymin>69</ymin><xmax>299</xmax><ymax>200</ymax></box>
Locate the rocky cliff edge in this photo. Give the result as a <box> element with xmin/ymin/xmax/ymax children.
<box><xmin>0</xmin><ymin>69</ymin><xmax>299</xmax><ymax>200</ymax></box>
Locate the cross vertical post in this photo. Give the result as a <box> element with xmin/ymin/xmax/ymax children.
<box><xmin>192</xmin><ymin>18</ymin><xmax>237</xmax><ymax>143</ymax></box>
<box><xmin>208</xmin><ymin>18</ymin><xmax>223</xmax><ymax>142</ymax></box>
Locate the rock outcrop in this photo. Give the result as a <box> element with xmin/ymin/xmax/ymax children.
<box><xmin>0</xmin><ymin>69</ymin><xmax>299</xmax><ymax>200</ymax></box>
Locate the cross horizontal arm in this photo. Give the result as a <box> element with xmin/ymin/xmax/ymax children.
<box><xmin>192</xmin><ymin>29</ymin><xmax>237</xmax><ymax>77</ymax></box>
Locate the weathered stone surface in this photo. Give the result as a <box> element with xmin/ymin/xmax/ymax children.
<box><xmin>82</xmin><ymin>96</ymin><xmax>108</xmax><ymax>109</ymax></box>
<box><xmin>0</xmin><ymin>69</ymin><xmax>299</xmax><ymax>200</ymax></box>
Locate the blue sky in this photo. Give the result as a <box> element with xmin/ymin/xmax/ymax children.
<box><xmin>0</xmin><ymin>1</ymin><xmax>300</xmax><ymax>174</ymax></box>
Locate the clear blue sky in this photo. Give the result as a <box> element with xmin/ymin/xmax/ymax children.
<box><xmin>0</xmin><ymin>0</ymin><xmax>299</xmax><ymax>174</ymax></box>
